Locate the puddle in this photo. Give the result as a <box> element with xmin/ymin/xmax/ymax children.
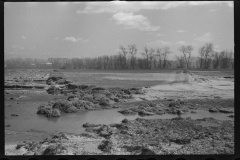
<box><xmin>5</xmin><ymin>104</ymin><xmax>233</xmax><ymax>134</ymax></box>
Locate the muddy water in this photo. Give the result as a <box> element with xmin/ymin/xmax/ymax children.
<box><xmin>5</xmin><ymin>104</ymin><xmax>233</xmax><ymax>134</ymax></box>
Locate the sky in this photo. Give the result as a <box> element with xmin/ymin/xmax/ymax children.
<box><xmin>4</xmin><ymin>1</ymin><xmax>234</xmax><ymax>60</ymax></box>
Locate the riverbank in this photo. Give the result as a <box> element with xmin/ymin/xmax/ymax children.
<box><xmin>4</xmin><ymin>69</ymin><xmax>234</xmax><ymax>155</ymax></box>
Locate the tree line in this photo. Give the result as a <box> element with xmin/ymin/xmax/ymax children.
<box><xmin>5</xmin><ymin>43</ymin><xmax>234</xmax><ymax>69</ymax></box>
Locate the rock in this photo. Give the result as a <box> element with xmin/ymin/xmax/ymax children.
<box><xmin>113</xmin><ymin>98</ymin><xmax>120</xmax><ymax>102</ymax></box>
<box><xmin>122</xmin><ymin>118</ymin><xmax>129</xmax><ymax>123</ymax></box>
<box><xmin>23</xmin><ymin>151</ymin><xmax>34</xmax><ymax>155</ymax></box>
<box><xmin>42</xmin><ymin>145</ymin><xmax>58</xmax><ymax>155</ymax></box>
<box><xmin>85</xmin><ymin>127</ymin><xmax>97</xmax><ymax>133</ymax></box>
<box><xmin>46</xmin><ymin>85</ymin><xmax>62</xmax><ymax>95</ymax></box>
<box><xmin>168</xmin><ymin>101</ymin><xmax>181</xmax><ymax>108</ymax></box>
<box><xmin>92</xmin><ymin>87</ymin><xmax>106</xmax><ymax>91</ymax></box>
<box><xmin>219</xmin><ymin>108</ymin><xmax>234</xmax><ymax>113</ymax></box>
<box><xmin>67</xmin><ymin>83</ymin><xmax>79</xmax><ymax>90</ymax></box>
<box><xmin>67</xmin><ymin>96</ymin><xmax>79</xmax><ymax>101</ymax></box>
<box><xmin>191</xmin><ymin>111</ymin><xmax>197</xmax><ymax>113</ymax></box>
<box><xmin>5</xmin><ymin>125</ymin><xmax>10</xmax><ymax>127</ymax></box>
<box><xmin>52</xmin><ymin>100</ymin><xmax>77</xmax><ymax>113</ymax></box>
<box><xmin>140</xmin><ymin>147</ymin><xmax>157</xmax><ymax>155</ymax></box>
<box><xmin>46</xmin><ymin>109</ymin><xmax>61</xmax><ymax>117</ymax></box>
<box><xmin>214</xmin><ymin>96</ymin><xmax>221</xmax><ymax>99</ymax></box>
<box><xmin>82</xmin><ymin>123</ymin><xmax>102</xmax><ymax>128</ymax></box>
<box><xmin>98</xmin><ymin>139</ymin><xmax>113</xmax><ymax>152</ymax></box>
<box><xmin>72</xmin><ymin>100</ymin><xmax>99</xmax><ymax>110</ymax></box>
<box><xmin>170</xmin><ymin>137</ymin><xmax>191</xmax><ymax>144</ymax></box>
<box><xmin>228</xmin><ymin>115</ymin><xmax>234</xmax><ymax>118</ymax></box>
<box><xmin>37</xmin><ymin>105</ymin><xmax>51</xmax><ymax>114</ymax></box>
<box><xmin>118</xmin><ymin>109</ymin><xmax>137</xmax><ymax>115</ymax></box>
<box><xmin>138</xmin><ymin>110</ymin><xmax>154</xmax><ymax>116</ymax></box>
<box><xmin>11</xmin><ymin>114</ymin><xmax>18</xmax><ymax>117</ymax></box>
<box><xmin>209</xmin><ymin>108</ymin><xmax>218</xmax><ymax>112</ymax></box>
<box><xmin>81</xmin><ymin>94</ymin><xmax>93</xmax><ymax>102</ymax></box>
<box><xmin>177</xmin><ymin>110</ymin><xmax>184</xmax><ymax>115</ymax></box>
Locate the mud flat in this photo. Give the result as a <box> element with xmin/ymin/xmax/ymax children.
<box><xmin>8</xmin><ymin>117</ymin><xmax>233</xmax><ymax>155</ymax></box>
<box><xmin>5</xmin><ymin>69</ymin><xmax>234</xmax><ymax>155</ymax></box>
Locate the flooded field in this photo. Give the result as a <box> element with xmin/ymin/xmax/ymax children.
<box><xmin>4</xmin><ymin>69</ymin><xmax>234</xmax><ymax>155</ymax></box>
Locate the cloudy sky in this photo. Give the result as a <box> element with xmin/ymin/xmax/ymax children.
<box><xmin>4</xmin><ymin>1</ymin><xmax>234</xmax><ymax>60</ymax></box>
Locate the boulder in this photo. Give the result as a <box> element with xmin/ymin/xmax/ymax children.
<box><xmin>82</xmin><ymin>123</ymin><xmax>102</xmax><ymax>128</ymax></box>
<box><xmin>98</xmin><ymin>139</ymin><xmax>113</xmax><ymax>152</ymax></box>
<box><xmin>122</xmin><ymin>118</ymin><xmax>129</xmax><ymax>123</ymax></box>
<box><xmin>52</xmin><ymin>100</ymin><xmax>78</xmax><ymax>113</ymax></box>
<box><xmin>168</xmin><ymin>100</ymin><xmax>181</xmax><ymax>108</ymax></box>
<box><xmin>209</xmin><ymin>108</ymin><xmax>218</xmax><ymax>112</ymax></box>
<box><xmin>67</xmin><ymin>83</ymin><xmax>79</xmax><ymax>90</ymax></box>
<box><xmin>81</xmin><ymin>94</ymin><xmax>93</xmax><ymax>102</ymax></box>
<box><xmin>46</xmin><ymin>85</ymin><xmax>61</xmax><ymax>95</ymax></box>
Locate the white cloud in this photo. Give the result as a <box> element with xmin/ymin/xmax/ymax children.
<box><xmin>22</xmin><ymin>36</ymin><xmax>26</xmax><ymax>39</ymax></box>
<box><xmin>176</xmin><ymin>41</ymin><xmax>187</xmax><ymax>45</ymax></box>
<box><xmin>146</xmin><ymin>40</ymin><xmax>172</xmax><ymax>47</ymax></box>
<box><xmin>111</xmin><ymin>12</ymin><xmax>160</xmax><ymax>31</ymax></box>
<box><xmin>63</xmin><ymin>37</ymin><xmax>89</xmax><ymax>43</ymax></box>
<box><xmin>77</xmin><ymin>1</ymin><xmax>232</xmax><ymax>14</ymax></box>
<box><xmin>177</xmin><ymin>30</ymin><xmax>187</xmax><ymax>33</ymax></box>
<box><xmin>196</xmin><ymin>32</ymin><xmax>213</xmax><ymax>42</ymax></box>
<box><xmin>155</xmin><ymin>33</ymin><xmax>165</xmax><ymax>37</ymax></box>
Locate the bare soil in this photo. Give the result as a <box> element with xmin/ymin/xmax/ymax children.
<box><xmin>4</xmin><ymin>69</ymin><xmax>234</xmax><ymax>155</ymax></box>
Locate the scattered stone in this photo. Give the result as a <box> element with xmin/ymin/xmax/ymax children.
<box><xmin>140</xmin><ymin>147</ymin><xmax>157</xmax><ymax>155</ymax></box>
<box><xmin>83</xmin><ymin>123</ymin><xmax>102</xmax><ymax>128</ymax></box>
<box><xmin>228</xmin><ymin>115</ymin><xmax>234</xmax><ymax>118</ymax></box>
<box><xmin>209</xmin><ymin>108</ymin><xmax>218</xmax><ymax>112</ymax></box>
<box><xmin>98</xmin><ymin>139</ymin><xmax>113</xmax><ymax>152</ymax></box>
<box><xmin>138</xmin><ymin>110</ymin><xmax>154</xmax><ymax>116</ymax></box>
<box><xmin>219</xmin><ymin>108</ymin><xmax>234</xmax><ymax>113</ymax></box>
<box><xmin>122</xmin><ymin>118</ymin><xmax>129</xmax><ymax>123</ymax></box>
<box><xmin>11</xmin><ymin>114</ymin><xmax>18</xmax><ymax>117</ymax></box>
<box><xmin>214</xmin><ymin>96</ymin><xmax>222</xmax><ymax>99</ymax></box>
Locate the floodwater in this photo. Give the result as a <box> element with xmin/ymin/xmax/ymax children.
<box><xmin>5</xmin><ymin>103</ymin><xmax>233</xmax><ymax>134</ymax></box>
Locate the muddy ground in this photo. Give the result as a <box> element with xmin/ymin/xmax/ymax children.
<box><xmin>4</xmin><ymin>69</ymin><xmax>234</xmax><ymax>155</ymax></box>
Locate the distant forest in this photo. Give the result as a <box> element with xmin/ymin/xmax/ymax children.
<box><xmin>5</xmin><ymin>43</ymin><xmax>234</xmax><ymax>70</ymax></box>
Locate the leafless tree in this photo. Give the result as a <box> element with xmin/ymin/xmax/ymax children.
<box><xmin>128</xmin><ymin>44</ymin><xmax>137</xmax><ymax>69</ymax></box>
<box><xmin>178</xmin><ymin>45</ymin><xmax>193</xmax><ymax>69</ymax></box>
<box><xmin>162</xmin><ymin>47</ymin><xmax>171</xmax><ymax>68</ymax></box>
<box><xmin>198</xmin><ymin>43</ymin><xmax>214</xmax><ymax>69</ymax></box>
<box><xmin>175</xmin><ymin>55</ymin><xmax>185</xmax><ymax>68</ymax></box>
<box><xmin>119</xmin><ymin>45</ymin><xmax>128</xmax><ymax>69</ymax></box>
<box><xmin>156</xmin><ymin>48</ymin><xmax>163</xmax><ymax>69</ymax></box>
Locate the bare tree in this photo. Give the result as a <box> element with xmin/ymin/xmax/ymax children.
<box><xmin>175</xmin><ymin>55</ymin><xmax>185</xmax><ymax>68</ymax></box>
<box><xmin>162</xmin><ymin>47</ymin><xmax>171</xmax><ymax>68</ymax></box>
<box><xmin>212</xmin><ymin>51</ymin><xmax>221</xmax><ymax>69</ymax></box>
<box><xmin>142</xmin><ymin>46</ymin><xmax>150</xmax><ymax>69</ymax></box>
<box><xmin>198</xmin><ymin>43</ymin><xmax>214</xmax><ymax>69</ymax></box>
<box><xmin>128</xmin><ymin>44</ymin><xmax>137</xmax><ymax>69</ymax></box>
<box><xmin>148</xmin><ymin>48</ymin><xmax>155</xmax><ymax>69</ymax></box>
<box><xmin>119</xmin><ymin>45</ymin><xmax>128</xmax><ymax>69</ymax></box>
<box><xmin>178</xmin><ymin>45</ymin><xmax>193</xmax><ymax>69</ymax></box>
<box><xmin>156</xmin><ymin>48</ymin><xmax>163</xmax><ymax>69</ymax></box>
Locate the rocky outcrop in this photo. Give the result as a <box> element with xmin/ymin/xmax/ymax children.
<box><xmin>118</xmin><ymin>102</ymin><xmax>164</xmax><ymax>116</ymax></box>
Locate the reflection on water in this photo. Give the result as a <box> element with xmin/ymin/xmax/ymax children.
<box><xmin>5</xmin><ymin>104</ymin><xmax>233</xmax><ymax>134</ymax></box>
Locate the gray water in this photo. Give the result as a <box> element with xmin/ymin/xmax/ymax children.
<box><xmin>5</xmin><ymin>104</ymin><xmax>233</xmax><ymax>134</ymax></box>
